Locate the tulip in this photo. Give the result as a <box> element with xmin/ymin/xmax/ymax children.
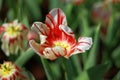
<box><xmin>29</xmin><ymin>8</ymin><xmax>92</xmax><ymax>60</ymax></box>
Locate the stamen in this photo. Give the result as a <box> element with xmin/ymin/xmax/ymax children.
<box><xmin>53</xmin><ymin>41</ymin><xmax>70</xmax><ymax>50</ymax></box>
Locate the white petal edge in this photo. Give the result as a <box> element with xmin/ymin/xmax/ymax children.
<box><xmin>77</xmin><ymin>37</ymin><xmax>92</xmax><ymax>50</ymax></box>
<box><xmin>49</xmin><ymin>8</ymin><xmax>67</xmax><ymax>25</ymax></box>
<box><xmin>59</xmin><ymin>24</ymin><xmax>74</xmax><ymax>36</ymax></box>
<box><xmin>71</xmin><ymin>37</ymin><xmax>92</xmax><ymax>56</ymax></box>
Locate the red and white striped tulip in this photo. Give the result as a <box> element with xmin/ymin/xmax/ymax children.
<box><xmin>29</xmin><ymin>8</ymin><xmax>92</xmax><ymax>60</ymax></box>
<box><xmin>0</xmin><ymin>61</ymin><xmax>26</xmax><ymax>80</ymax></box>
<box><xmin>0</xmin><ymin>20</ymin><xmax>28</xmax><ymax>56</ymax></box>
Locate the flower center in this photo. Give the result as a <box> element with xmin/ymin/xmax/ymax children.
<box><xmin>53</xmin><ymin>41</ymin><xmax>70</xmax><ymax>50</ymax></box>
<box><xmin>0</xmin><ymin>62</ymin><xmax>15</xmax><ymax>77</ymax></box>
<box><xmin>5</xmin><ymin>26</ymin><xmax>21</xmax><ymax>37</ymax></box>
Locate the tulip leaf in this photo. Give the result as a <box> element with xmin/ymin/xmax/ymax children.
<box><xmin>40</xmin><ymin>58</ymin><xmax>55</xmax><ymax>80</ymax></box>
<box><xmin>71</xmin><ymin>55</ymin><xmax>82</xmax><ymax>74</ymax></box>
<box><xmin>76</xmin><ymin>71</ymin><xmax>89</xmax><ymax>80</ymax></box>
<box><xmin>111</xmin><ymin>46</ymin><xmax>120</xmax><ymax>68</ymax></box>
<box><xmin>25</xmin><ymin>0</ymin><xmax>41</xmax><ymax>20</ymax></box>
<box><xmin>85</xmin><ymin>24</ymin><xmax>100</xmax><ymax>69</ymax></box>
<box><xmin>49</xmin><ymin>62</ymin><xmax>62</xmax><ymax>80</ymax></box>
<box><xmin>15</xmin><ymin>48</ymin><xmax>35</xmax><ymax>67</ymax></box>
<box><xmin>79</xmin><ymin>9</ymin><xmax>90</xmax><ymax>36</ymax></box>
<box><xmin>62</xmin><ymin>58</ymin><xmax>76</xmax><ymax>80</ymax></box>
<box><xmin>88</xmin><ymin>63</ymin><xmax>109</xmax><ymax>80</ymax></box>
<box><xmin>22</xmin><ymin>70</ymin><xmax>35</xmax><ymax>80</ymax></box>
<box><xmin>21</xmin><ymin>15</ymin><xmax>30</xmax><ymax>27</ymax></box>
<box><xmin>76</xmin><ymin>63</ymin><xmax>109</xmax><ymax>80</ymax></box>
<box><xmin>106</xmin><ymin>14</ymin><xmax>120</xmax><ymax>48</ymax></box>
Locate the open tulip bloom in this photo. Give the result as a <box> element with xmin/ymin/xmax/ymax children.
<box><xmin>0</xmin><ymin>20</ymin><xmax>27</xmax><ymax>56</ymax></box>
<box><xmin>0</xmin><ymin>61</ymin><xmax>26</xmax><ymax>80</ymax></box>
<box><xmin>29</xmin><ymin>8</ymin><xmax>92</xmax><ymax>60</ymax></box>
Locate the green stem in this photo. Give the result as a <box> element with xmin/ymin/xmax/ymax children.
<box><xmin>15</xmin><ymin>48</ymin><xmax>34</xmax><ymax>67</ymax></box>
<box><xmin>71</xmin><ymin>55</ymin><xmax>82</xmax><ymax>74</ymax></box>
<box><xmin>40</xmin><ymin>58</ymin><xmax>54</xmax><ymax>80</ymax></box>
<box><xmin>62</xmin><ymin>58</ymin><xmax>75</xmax><ymax>80</ymax></box>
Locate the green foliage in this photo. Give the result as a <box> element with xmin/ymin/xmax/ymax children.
<box><xmin>76</xmin><ymin>63</ymin><xmax>110</xmax><ymax>80</ymax></box>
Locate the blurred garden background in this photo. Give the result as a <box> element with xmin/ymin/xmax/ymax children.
<box><xmin>0</xmin><ymin>0</ymin><xmax>120</xmax><ymax>80</ymax></box>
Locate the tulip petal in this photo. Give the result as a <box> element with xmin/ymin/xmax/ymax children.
<box><xmin>45</xmin><ymin>8</ymin><xmax>67</xmax><ymax>29</ymax></box>
<box><xmin>31</xmin><ymin>22</ymin><xmax>50</xmax><ymax>36</ymax></box>
<box><xmin>0</xmin><ymin>26</ymin><xmax>5</xmax><ymax>33</ymax></box>
<box><xmin>43</xmin><ymin>48</ymin><xmax>57</xmax><ymax>60</ymax></box>
<box><xmin>29</xmin><ymin>40</ymin><xmax>46</xmax><ymax>57</ymax></box>
<box><xmin>43</xmin><ymin>46</ymin><xmax>66</xmax><ymax>60</ymax></box>
<box><xmin>59</xmin><ymin>25</ymin><xmax>74</xmax><ymax>36</ymax></box>
<box><xmin>72</xmin><ymin>37</ymin><xmax>92</xmax><ymax>55</ymax></box>
<box><xmin>77</xmin><ymin>37</ymin><xmax>92</xmax><ymax>52</ymax></box>
<box><xmin>40</xmin><ymin>35</ymin><xmax>47</xmax><ymax>44</ymax></box>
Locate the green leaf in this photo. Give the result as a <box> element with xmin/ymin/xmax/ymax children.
<box><xmin>79</xmin><ymin>9</ymin><xmax>90</xmax><ymax>36</ymax></box>
<box><xmin>76</xmin><ymin>63</ymin><xmax>109</xmax><ymax>80</ymax></box>
<box><xmin>70</xmin><ymin>55</ymin><xmax>82</xmax><ymax>74</ymax></box>
<box><xmin>111</xmin><ymin>46</ymin><xmax>120</xmax><ymax>68</ymax></box>
<box><xmin>106</xmin><ymin>14</ymin><xmax>119</xmax><ymax>48</ymax></box>
<box><xmin>22</xmin><ymin>70</ymin><xmax>35</xmax><ymax>80</ymax></box>
<box><xmin>85</xmin><ymin>24</ymin><xmax>100</xmax><ymax>69</ymax></box>
<box><xmin>62</xmin><ymin>57</ymin><xmax>76</xmax><ymax>80</ymax></box>
<box><xmin>88</xmin><ymin>63</ymin><xmax>110</xmax><ymax>80</ymax></box>
<box><xmin>50</xmin><ymin>63</ymin><xmax>62</xmax><ymax>80</ymax></box>
<box><xmin>25</xmin><ymin>0</ymin><xmax>41</xmax><ymax>20</ymax></box>
<box><xmin>76</xmin><ymin>71</ymin><xmax>89</xmax><ymax>80</ymax></box>
<box><xmin>40</xmin><ymin>58</ymin><xmax>55</xmax><ymax>80</ymax></box>
<box><xmin>21</xmin><ymin>15</ymin><xmax>30</xmax><ymax>27</ymax></box>
<box><xmin>15</xmin><ymin>48</ymin><xmax>35</xmax><ymax>67</ymax></box>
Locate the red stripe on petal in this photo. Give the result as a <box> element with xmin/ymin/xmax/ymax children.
<box><xmin>45</xmin><ymin>22</ymin><xmax>52</xmax><ymax>30</ymax></box>
<box><xmin>78</xmin><ymin>42</ymin><xmax>91</xmax><ymax>45</ymax></box>
<box><xmin>33</xmin><ymin>23</ymin><xmax>44</xmax><ymax>35</ymax></box>
<box><xmin>46</xmin><ymin>14</ymin><xmax>56</xmax><ymax>27</ymax></box>
<box><xmin>77</xmin><ymin>48</ymin><xmax>83</xmax><ymax>52</ymax></box>
<box><xmin>57</xmin><ymin>8</ymin><xmax>66</xmax><ymax>26</ymax></box>
<box><xmin>67</xmin><ymin>48</ymin><xmax>75</xmax><ymax>57</ymax></box>
<box><xmin>64</xmin><ymin>48</ymin><xmax>67</xmax><ymax>56</ymax></box>
<box><xmin>51</xmin><ymin>48</ymin><xmax>60</xmax><ymax>57</ymax></box>
<box><xmin>12</xmin><ymin>74</ymin><xmax>16</xmax><ymax>80</ymax></box>
<box><xmin>9</xmin><ymin>38</ymin><xmax>17</xmax><ymax>44</ymax></box>
<box><xmin>41</xmin><ymin>24</ymin><xmax>48</xmax><ymax>36</ymax></box>
<box><xmin>58</xmin><ymin>8</ymin><xmax>61</xmax><ymax>26</ymax></box>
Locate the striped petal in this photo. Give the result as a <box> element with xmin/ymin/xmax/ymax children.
<box><xmin>76</xmin><ymin>37</ymin><xmax>92</xmax><ymax>53</ymax></box>
<box><xmin>71</xmin><ymin>37</ymin><xmax>92</xmax><ymax>56</ymax></box>
<box><xmin>43</xmin><ymin>46</ymin><xmax>66</xmax><ymax>60</ymax></box>
<box><xmin>59</xmin><ymin>24</ymin><xmax>74</xmax><ymax>36</ymax></box>
<box><xmin>31</xmin><ymin>22</ymin><xmax>50</xmax><ymax>36</ymax></box>
<box><xmin>29</xmin><ymin>40</ymin><xmax>47</xmax><ymax>57</ymax></box>
<box><xmin>45</xmin><ymin>8</ymin><xmax>67</xmax><ymax>29</ymax></box>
